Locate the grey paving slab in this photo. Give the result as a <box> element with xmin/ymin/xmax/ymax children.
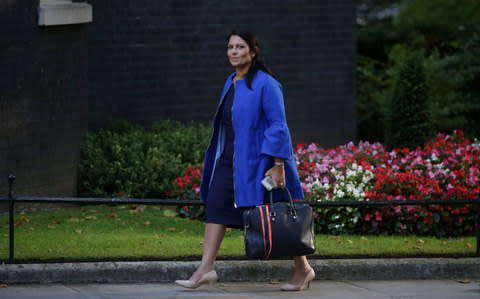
<box><xmin>343</xmin><ymin>280</ymin><xmax>480</xmax><ymax>298</ymax></box>
<box><xmin>1</xmin><ymin>280</ymin><xmax>480</xmax><ymax>299</ymax></box>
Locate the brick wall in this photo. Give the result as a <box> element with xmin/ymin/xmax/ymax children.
<box><xmin>88</xmin><ymin>0</ymin><xmax>357</xmax><ymax>146</ymax></box>
<box><xmin>0</xmin><ymin>0</ymin><xmax>89</xmax><ymax>196</ymax></box>
<box><xmin>0</xmin><ymin>0</ymin><xmax>356</xmax><ymax>197</ymax></box>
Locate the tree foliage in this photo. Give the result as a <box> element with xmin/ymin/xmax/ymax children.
<box><xmin>394</xmin><ymin>0</ymin><xmax>480</xmax><ymax>35</ymax></box>
<box><xmin>425</xmin><ymin>38</ymin><xmax>480</xmax><ymax>136</ymax></box>
<box><xmin>356</xmin><ymin>0</ymin><xmax>480</xmax><ymax>142</ymax></box>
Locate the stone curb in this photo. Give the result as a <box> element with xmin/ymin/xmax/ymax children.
<box><xmin>1</xmin><ymin>258</ymin><xmax>479</xmax><ymax>284</ymax></box>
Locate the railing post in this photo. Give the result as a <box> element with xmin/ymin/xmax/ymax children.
<box><xmin>477</xmin><ymin>201</ymin><xmax>480</xmax><ymax>257</ymax></box>
<box><xmin>8</xmin><ymin>174</ymin><xmax>15</xmax><ymax>263</ymax></box>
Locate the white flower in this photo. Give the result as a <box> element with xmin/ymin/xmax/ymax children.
<box><xmin>353</xmin><ymin>189</ymin><xmax>360</xmax><ymax>198</ymax></box>
<box><xmin>362</xmin><ymin>171</ymin><xmax>374</xmax><ymax>184</ymax></box>
<box><xmin>346</xmin><ymin>184</ymin><xmax>354</xmax><ymax>193</ymax></box>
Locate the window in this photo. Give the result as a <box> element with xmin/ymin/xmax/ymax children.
<box><xmin>38</xmin><ymin>0</ymin><xmax>92</xmax><ymax>26</ymax></box>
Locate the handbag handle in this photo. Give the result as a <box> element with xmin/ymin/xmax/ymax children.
<box><xmin>268</xmin><ymin>188</ymin><xmax>297</xmax><ymax>222</ymax></box>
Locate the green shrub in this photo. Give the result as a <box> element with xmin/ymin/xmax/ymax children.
<box><xmin>356</xmin><ymin>55</ymin><xmax>391</xmax><ymax>143</ymax></box>
<box><xmin>385</xmin><ymin>51</ymin><xmax>434</xmax><ymax>149</ymax></box>
<box><xmin>361</xmin><ymin>41</ymin><xmax>480</xmax><ymax>143</ymax></box>
<box><xmin>78</xmin><ymin>120</ymin><xmax>210</xmax><ymax>199</ymax></box>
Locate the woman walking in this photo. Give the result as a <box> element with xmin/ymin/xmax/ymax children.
<box><xmin>175</xmin><ymin>29</ymin><xmax>314</xmax><ymax>291</ymax></box>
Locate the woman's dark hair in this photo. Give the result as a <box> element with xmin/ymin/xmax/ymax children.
<box><xmin>227</xmin><ymin>29</ymin><xmax>274</xmax><ymax>89</ymax></box>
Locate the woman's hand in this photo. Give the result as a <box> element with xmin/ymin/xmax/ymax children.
<box><xmin>265</xmin><ymin>160</ymin><xmax>286</xmax><ymax>189</ymax></box>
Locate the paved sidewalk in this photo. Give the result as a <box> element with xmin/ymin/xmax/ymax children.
<box><xmin>1</xmin><ymin>280</ymin><xmax>480</xmax><ymax>299</ymax></box>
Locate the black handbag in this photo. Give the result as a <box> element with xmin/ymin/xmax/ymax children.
<box><xmin>243</xmin><ymin>188</ymin><xmax>316</xmax><ymax>259</ymax></box>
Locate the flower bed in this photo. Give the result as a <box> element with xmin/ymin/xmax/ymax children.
<box><xmin>170</xmin><ymin>130</ymin><xmax>479</xmax><ymax>236</ymax></box>
<box><xmin>295</xmin><ymin>130</ymin><xmax>480</xmax><ymax>236</ymax></box>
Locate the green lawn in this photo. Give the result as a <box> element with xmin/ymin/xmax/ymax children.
<box><xmin>0</xmin><ymin>204</ymin><xmax>476</xmax><ymax>262</ymax></box>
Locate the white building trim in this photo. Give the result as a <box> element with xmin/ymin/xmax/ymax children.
<box><xmin>38</xmin><ymin>0</ymin><xmax>92</xmax><ymax>26</ymax></box>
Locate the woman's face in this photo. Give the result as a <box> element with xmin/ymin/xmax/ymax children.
<box><xmin>227</xmin><ymin>35</ymin><xmax>255</xmax><ymax>69</ymax></box>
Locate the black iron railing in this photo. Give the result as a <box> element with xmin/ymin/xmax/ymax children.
<box><xmin>1</xmin><ymin>174</ymin><xmax>479</xmax><ymax>263</ymax></box>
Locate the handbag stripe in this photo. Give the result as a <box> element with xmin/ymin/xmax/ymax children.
<box><xmin>258</xmin><ymin>206</ymin><xmax>267</xmax><ymax>258</ymax></box>
<box><xmin>265</xmin><ymin>205</ymin><xmax>273</xmax><ymax>260</ymax></box>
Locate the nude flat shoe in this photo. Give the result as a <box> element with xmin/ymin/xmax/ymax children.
<box><xmin>281</xmin><ymin>269</ymin><xmax>315</xmax><ymax>292</ymax></box>
<box><xmin>175</xmin><ymin>270</ymin><xmax>218</xmax><ymax>289</ymax></box>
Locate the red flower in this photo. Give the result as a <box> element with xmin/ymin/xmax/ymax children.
<box><xmin>375</xmin><ymin>211</ymin><xmax>382</xmax><ymax>222</ymax></box>
<box><xmin>401</xmin><ymin>147</ymin><xmax>410</xmax><ymax>155</ymax></box>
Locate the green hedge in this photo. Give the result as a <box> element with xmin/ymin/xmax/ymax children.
<box><xmin>384</xmin><ymin>51</ymin><xmax>434</xmax><ymax>149</ymax></box>
<box><xmin>78</xmin><ymin>120</ymin><xmax>210</xmax><ymax>198</ymax></box>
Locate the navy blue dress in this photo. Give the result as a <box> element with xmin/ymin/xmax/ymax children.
<box><xmin>206</xmin><ymin>84</ymin><xmax>249</xmax><ymax>228</ymax></box>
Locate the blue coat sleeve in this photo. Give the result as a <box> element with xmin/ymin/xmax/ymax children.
<box><xmin>260</xmin><ymin>76</ymin><xmax>294</xmax><ymax>160</ymax></box>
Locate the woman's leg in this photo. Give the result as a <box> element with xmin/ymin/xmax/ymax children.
<box><xmin>188</xmin><ymin>222</ymin><xmax>226</xmax><ymax>281</ymax></box>
<box><xmin>280</xmin><ymin>256</ymin><xmax>315</xmax><ymax>291</ymax></box>
<box><xmin>288</xmin><ymin>256</ymin><xmax>314</xmax><ymax>285</ymax></box>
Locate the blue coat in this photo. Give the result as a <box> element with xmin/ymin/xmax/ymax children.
<box><xmin>200</xmin><ymin>70</ymin><xmax>304</xmax><ymax>207</ymax></box>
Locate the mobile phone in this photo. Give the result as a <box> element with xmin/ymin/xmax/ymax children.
<box><xmin>261</xmin><ymin>176</ymin><xmax>274</xmax><ymax>191</ymax></box>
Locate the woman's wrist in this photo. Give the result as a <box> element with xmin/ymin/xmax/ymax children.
<box><xmin>273</xmin><ymin>157</ymin><xmax>284</xmax><ymax>167</ymax></box>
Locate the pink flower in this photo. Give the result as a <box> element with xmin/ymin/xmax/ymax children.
<box><xmin>302</xmin><ymin>183</ymin><xmax>312</xmax><ymax>195</ymax></box>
